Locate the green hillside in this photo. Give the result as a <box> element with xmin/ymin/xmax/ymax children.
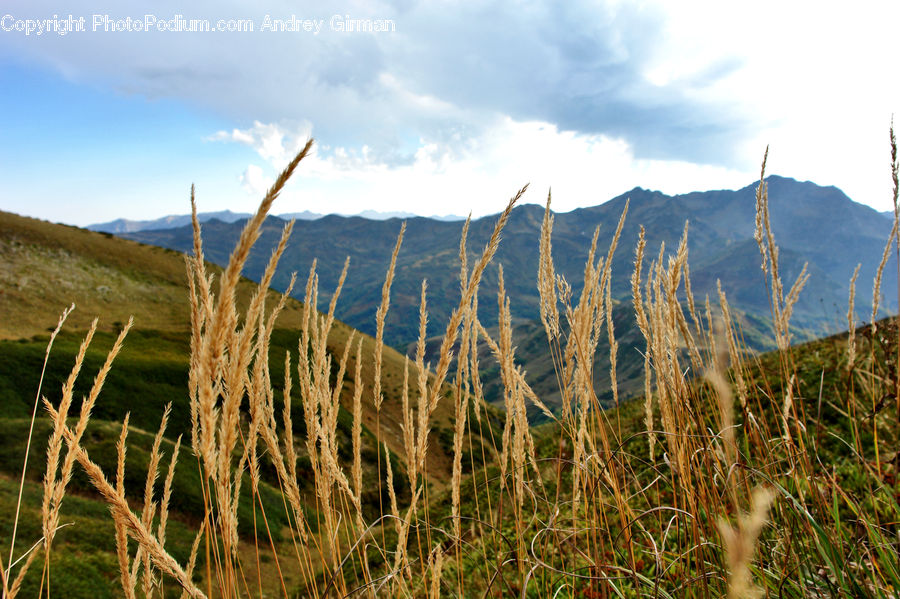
<box><xmin>0</xmin><ymin>208</ymin><xmax>497</xmax><ymax>597</ymax></box>
<box><xmin>2</xmin><ymin>142</ymin><xmax>899</xmax><ymax>598</ymax></box>
<box><xmin>0</xmin><ymin>209</ymin><xmax>477</xmax><ymax>479</ymax></box>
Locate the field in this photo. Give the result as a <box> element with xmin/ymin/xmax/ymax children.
<box><xmin>2</xmin><ymin>135</ymin><xmax>900</xmax><ymax>598</ymax></box>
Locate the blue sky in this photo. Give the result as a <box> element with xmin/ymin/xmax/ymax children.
<box><xmin>1</xmin><ymin>0</ymin><xmax>898</xmax><ymax>226</ymax></box>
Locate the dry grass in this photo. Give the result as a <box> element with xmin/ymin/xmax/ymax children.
<box><xmin>3</xmin><ymin>131</ymin><xmax>900</xmax><ymax>598</ymax></box>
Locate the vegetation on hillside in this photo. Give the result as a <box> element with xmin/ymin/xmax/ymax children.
<box><xmin>123</xmin><ymin>174</ymin><xmax>895</xmax><ymax>354</ymax></box>
<box><xmin>1</xmin><ymin>129</ymin><xmax>900</xmax><ymax>598</ymax></box>
<box><xmin>122</xmin><ymin>171</ymin><xmax>895</xmax><ymax>419</ymax></box>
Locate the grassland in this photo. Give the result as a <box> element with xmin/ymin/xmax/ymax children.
<box><xmin>0</xmin><ymin>196</ymin><xmax>495</xmax><ymax>596</ymax></box>
<box><xmin>2</xmin><ymin>134</ymin><xmax>900</xmax><ymax>598</ymax></box>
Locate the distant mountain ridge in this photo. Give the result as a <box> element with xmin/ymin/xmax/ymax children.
<box><xmin>89</xmin><ymin>209</ymin><xmax>298</xmax><ymax>233</ymax></box>
<box><xmin>122</xmin><ymin>176</ymin><xmax>896</xmax><ymax>340</ymax></box>
<box><xmin>119</xmin><ymin>175</ymin><xmax>897</xmax><ymax>412</ymax></box>
<box><xmin>354</xmin><ymin>210</ymin><xmax>466</xmax><ymax>221</ymax></box>
<box><xmin>89</xmin><ymin>209</ymin><xmax>465</xmax><ymax>233</ymax></box>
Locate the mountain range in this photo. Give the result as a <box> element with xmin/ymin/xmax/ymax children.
<box><xmin>88</xmin><ymin>209</ymin><xmax>466</xmax><ymax>234</ymax></box>
<box><xmin>114</xmin><ymin>175</ymin><xmax>896</xmax><ymax>414</ymax></box>
<box><xmin>120</xmin><ymin>176</ymin><xmax>895</xmax><ymax>341</ymax></box>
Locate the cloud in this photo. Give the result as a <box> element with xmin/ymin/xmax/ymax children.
<box><xmin>382</xmin><ymin>1</ymin><xmax>752</xmax><ymax>165</ymax></box>
<box><xmin>245</xmin><ymin>114</ymin><xmax>754</xmax><ymax>220</ymax></box>
<box><xmin>3</xmin><ymin>0</ymin><xmax>898</xmax><ymax>214</ymax></box>
<box><xmin>239</xmin><ymin>164</ymin><xmax>272</xmax><ymax>196</ymax></box>
<box><xmin>0</xmin><ymin>0</ymin><xmax>754</xmax><ymax>168</ymax></box>
<box><xmin>211</xmin><ymin>120</ymin><xmax>313</xmax><ymax>165</ymax></box>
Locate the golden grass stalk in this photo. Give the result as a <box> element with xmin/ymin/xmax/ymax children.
<box><xmin>384</xmin><ymin>442</ymin><xmax>400</xmax><ymax>525</ymax></box>
<box><xmin>428</xmin><ymin>545</ymin><xmax>445</xmax><ymax>599</ymax></box>
<box><xmin>280</xmin><ymin>350</ymin><xmax>297</xmax><ymax>492</ymax></box>
<box><xmin>871</xmin><ymin>217</ymin><xmax>898</xmax><ymax>331</ymax></box>
<box><xmin>753</xmin><ymin>150</ymin><xmax>774</xmax><ymax>281</ymax></box>
<box><xmin>400</xmin><ymin>356</ymin><xmax>415</xmax><ymax>496</ymax></box>
<box><xmin>605</xmin><ymin>260</ymin><xmax>619</xmax><ymax>407</ymax></box>
<box><xmin>631</xmin><ymin>227</ymin><xmax>657</xmax><ymax>462</ymax></box>
<box><xmin>7</xmin><ymin>302</ymin><xmax>73</xmax><ymax>583</ymax></box>
<box><xmin>392</xmin><ymin>486</ymin><xmax>422</xmax><ymax>581</ymax></box>
<box><xmin>141</xmin><ymin>403</ymin><xmax>171</xmax><ymax>597</ymax></box>
<box><xmin>7</xmin><ymin>549</ymin><xmax>40</xmax><ymax>599</ymax></box>
<box><xmin>114</xmin><ymin>414</ymin><xmax>136</xmax><ymax>599</ymax></box>
<box><xmin>539</xmin><ymin>191</ymin><xmax>561</xmax><ymax>342</ymax></box>
<box><xmin>753</xmin><ymin>149</ymin><xmax>809</xmax><ymax>353</ymax></box>
<box><xmin>257</xmin><ymin>355</ymin><xmax>310</xmax><ymax>544</ymax></box>
<box><xmin>374</xmin><ymin>223</ymin><xmax>406</xmax><ymax>413</ymax></box>
<box><xmin>185</xmin><ymin>255</ymin><xmax>203</xmax><ymax>455</ymax></box>
<box><xmin>891</xmin><ymin>120</ymin><xmax>900</xmax><ymax>314</ymax></box>
<box><xmin>847</xmin><ymin>263</ymin><xmax>861</xmax><ymax>370</ymax></box>
<box><xmin>450</xmin><ymin>297</ymin><xmax>473</xmax><ymax>538</ymax></box>
<box><xmin>177</xmin><ymin>521</ymin><xmax>206</xmax><ymax>599</ymax></box>
<box><xmin>459</xmin><ymin>213</ymin><xmax>471</xmax><ymax>293</ymax></box>
<box><xmin>468</xmin><ymin>294</ymin><xmax>485</xmax><ymax>424</ymax></box>
<box><xmin>41</xmin><ymin>317</ymin><xmax>97</xmax><ymax>545</ymax></box>
<box><xmin>43</xmin><ymin>403</ymin><xmax>207</xmax><ymax>598</ymax></box>
<box><xmin>492</xmin><ymin>267</ymin><xmax>515</xmax><ymax>486</ymax></box>
<box><xmin>707</xmin><ymin>320</ymin><xmax>738</xmax><ymax>478</ymax></box>
<box><xmin>190</xmin><ymin>140</ymin><xmax>311</xmax><ymax>480</ymax></box>
<box><xmin>781</xmin><ymin>375</ymin><xmax>796</xmax><ymax>443</ymax></box>
<box><xmin>718</xmin><ymin>487</ymin><xmax>776</xmax><ymax>599</ymax></box>
<box><xmin>183</xmin><ymin>143</ymin><xmax>313</xmax><ymax>587</ymax></box>
<box><xmin>717</xmin><ymin>282</ymin><xmax>749</xmax><ymax>409</ymax></box>
<box><xmin>411</xmin><ymin>279</ymin><xmax>429</xmax><ymax>484</ymax></box>
<box><xmin>351</xmin><ymin>336</ymin><xmax>365</xmax><ymax>512</ymax></box>
<box><xmin>188</xmin><ymin>185</ymin><xmax>213</xmax><ymax>325</ymax></box>
<box><xmin>44</xmin><ymin>316</ymin><xmax>132</xmax><ymax>563</ymax></box>
<box><xmin>425</xmin><ymin>185</ymin><xmax>526</xmax><ymax>413</ymax></box>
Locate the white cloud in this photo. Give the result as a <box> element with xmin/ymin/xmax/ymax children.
<box><xmin>645</xmin><ymin>0</ymin><xmax>900</xmax><ymax>208</ymax></box>
<box><xmin>217</xmin><ymin>116</ymin><xmax>755</xmax><ymax>218</ymax></box>
<box><xmin>4</xmin><ymin>0</ymin><xmax>899</xmax><ymax>220</ymax></box>
<box><xmin>239</xmin><ymin>164</ymin><xmax>272</xmax><ymax>196</ymax></box>
<box><xmin>0</xmin><ymin>0</ymin><xmax>752</xmax><ymax>166</ymax></box>
<box><xmin>211</xmin><ymin>120</ymin><xmax>313</xmax><ymax>166</ymax></box>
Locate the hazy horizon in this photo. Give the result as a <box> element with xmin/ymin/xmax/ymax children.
<box><xmin>65</xmin><ymin>172</ymin><xmax>893</xmax><ymax>231</ymax></box>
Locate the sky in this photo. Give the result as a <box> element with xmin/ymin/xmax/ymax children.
<box><xmin>0</xmin><ymin>0</ymin><xmax>898</xmax><ymax>226</ymax></box>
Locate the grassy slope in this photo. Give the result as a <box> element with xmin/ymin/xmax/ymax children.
<box><xmin>422</xmin><ymin>310</ymin><xmax>900</xmax><ymax>596</ymax></box>
<box><xmin>423</xmin><ymin>296</ymin><xmax>784</xmax><ymax>421</ymax></box>
<box><xmin>0</xmin><ymin>209</ymin><xmax>497</xmax><ymax>595</ymax></box>
<box><xmin>0</xmin><ymin>209</ymin><xmax>470</xmax><ymax>478</ymax></box>
<box><xmin>6</xmin><ymin>203</ymin><xmax>888</xmax><ymax>596</ymax></box>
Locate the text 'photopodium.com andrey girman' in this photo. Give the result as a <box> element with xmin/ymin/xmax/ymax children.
<box><xmin>1</xmin><ymin>13</ymin><xmax>396</xmax><ymax>36</ymax></box>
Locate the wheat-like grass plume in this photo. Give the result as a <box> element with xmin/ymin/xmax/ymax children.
<box><xmin>718</xmin><ymin>487</ymin><xmax>776</xmax><ymax>599</ymax></box>
<box><xmin>374</xmin><ymin>223</ymin><xmax>406</xmax><ymax>413</ymax></box>
<box><xmin>43</xmin><ymin>403</ymin><xmax>207</xmax><ymax>598</ymax></box>
<box><xmin>8</xmin><ymin>302</ymin><xmax>73</xmax><ymax>582</ymax></box>
<box><xmin>847</xmin><ymin>263</ymin><xmax>861</xmax><ymax>370</ymax></box>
